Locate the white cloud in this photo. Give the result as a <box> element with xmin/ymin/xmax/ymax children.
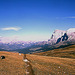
<box><xmin>1</xmin><ymin>27</ymin><xmax>22</xmax><ymax>31</ymax></box>
<box><xmin>66</xmin><ymin>17</ymin><xmax>75</xmax><ymax>18</ymax></box>
<box><xmin>56</xmin><ymin>16</ymin><xmax>75</xmax><ymax>19</ymax></box>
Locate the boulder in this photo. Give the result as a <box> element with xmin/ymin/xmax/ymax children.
<box><xmin>1</xmin><ymin>56</ymin><xmax>5</xmax><ymax>59</ymax></box>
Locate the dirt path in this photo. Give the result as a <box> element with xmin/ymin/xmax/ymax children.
<box><xmin>23</xmin><ymin>54</ymin><xmax>35</xmax><ymax>75</ymax></box>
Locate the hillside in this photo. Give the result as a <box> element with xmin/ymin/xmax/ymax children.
<box><xmin>26</xmin><ymin>54</ymin><xmax>75</xmax><ymax>75</ymax></box>
<box><xmin>34</xmin><ymin>45</ymin><xmax>75</xmax><ymax>59</ymax></box>
<box><xmin>0</xmin><ymin>51</ymin><xmax>25</xmax><ymax>75</ymax></box>
<box><xmin>0</xmin><ymin>51</ymin><xmax>75</xmax><ymax>75</ymax></box>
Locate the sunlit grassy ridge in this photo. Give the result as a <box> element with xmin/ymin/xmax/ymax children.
<box><xmin>34</xmin><ymin>45</ymin><xmax>75</xmax><ymax>59</ymax></box>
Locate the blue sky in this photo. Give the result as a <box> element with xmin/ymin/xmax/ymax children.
<box><xmin>0</xmin><ymin>0</ymin><xmax>75</xmax><ymax>41</ymax></box>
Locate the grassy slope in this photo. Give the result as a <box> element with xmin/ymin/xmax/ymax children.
<box><xmin>27</xmin><ymin>54</ymin><xmax>75</xmax><ymax>75</ymax></box>
<box><xmin>34</xmin><ymin>45</ymin><xmax>75</xmax><ymax>59</ymax></box>
<box><xmin>26</xmin><ymin>45</ymin><xmax>75</xmax><ymax>75</ymax></box>
<box><xmin>0</xmin><ymin>51</ymin><xmax>25</xmax><ymax>75</ymax></box>
<box><xmin>0</xmin><ymin>45</ymin><xmax>75</xmax><ymax>75</ymax></box>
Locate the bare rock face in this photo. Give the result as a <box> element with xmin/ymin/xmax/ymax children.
<box><xmin>56</xmin><ymin>33</ymin><xmax>68</xmax><ymax>44</ymax></box>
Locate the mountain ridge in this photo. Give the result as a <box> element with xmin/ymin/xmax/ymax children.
<box><xmin>0</xmin><ymin>28</ymin><xmax>75</xmax><ymax>53</ymax></box>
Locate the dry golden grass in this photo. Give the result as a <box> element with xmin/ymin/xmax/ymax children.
<box><xmin>0</xmin><ymin>45</ymin><xmax>75</xmax><ymax>75</ymax></box>
<box><xmin>26</xmin><ymin>54</ymin><xmax>75</xmax><ymax>75</ymax></box>
<box><xmin>0</xmin><ymin>51</ymin><xmax>25</xmax><ymax>75</ymax></box>
<box><xmin>34</xmin><ymin>45</ymin><xmax>75</xmax><ymax>59</ymax></box>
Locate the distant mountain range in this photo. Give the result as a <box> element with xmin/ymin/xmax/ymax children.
<box><xmin>0</xmin><ymin>28</ymin><xmax>75</xmax><ymax>53</ymax></box>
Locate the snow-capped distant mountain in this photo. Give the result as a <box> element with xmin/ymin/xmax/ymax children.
<box><xmin>67</xmin><ymin>28</ymin><xmax>75</xmax><ymax>35</ymax></box>
<box><xmin>66</xmin><ymin>28</ymin><xmax>75</xmax><ymax>41</ymax></box>
<box><xmin>48</xmin><ymin>28</ymin><xmax>75</xmax><ymax>45</ymax></box>
<box><xmin>0</xmin><ymin>39</ymin><xmax>47</xmax><ymax>50</ymax></box>
<box><xmin>0</xmin><ymin>28</ymin><xmax>75</xmax><ymax>52</ymax></box>
<box><xmin>48</xmin><ymin>29</ymin><xmax>65</xmax><ymax>45</ymax></box>
<box><xmin>0</xmin><ymin>41</ymin><xmax>33</xmax><ymax>50</ymax></box>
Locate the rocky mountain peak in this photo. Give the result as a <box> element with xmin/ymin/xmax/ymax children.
<box><xmin>51</xmin><ymin>29</ymin><xmax>65</xmax><ymax>41</ymax></box>
<box><xmin>49</xmin><ymin>28</ymin><xmax>75</xmax><ymax>45</ymax></box>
